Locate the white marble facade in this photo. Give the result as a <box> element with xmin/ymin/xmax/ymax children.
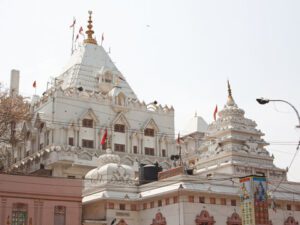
<box><xmin>5</xmin><ymin>12</ymin><xmax>300</xmax><ymax>225</ymax></box>
<box><xmin>9</xmin><ymin>17</ymin><xmax>174</xmax><ymax>178</ymax></box>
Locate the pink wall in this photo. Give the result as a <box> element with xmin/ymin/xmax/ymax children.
<box><xmin>0</xmin><ymin>174</ymin><xmax>82</xmax><ymax>225</ymax></box>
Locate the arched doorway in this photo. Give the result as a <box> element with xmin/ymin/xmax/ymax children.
<box><xmin>116</xmin><ymin>219</ymin><xmax>128</xmax><ymax>225</ymax></box>
<box><xmin>195</xmin><ymin>210</ymin><xmax>215</xmax><ymax>225</ymax></box>
<box><xmin>226</xmin><ymin>212</ymin><xmax>242</xmax><ymax>225</ymax></box>
<box><xmin>151</xmin><ymin>212</ymin><xmax>167</xmax><ymax>225</ymax></box>
<box><xmin>284</xmin><ymin>216</ymin><xmax>299</xmax><ymax>225</ymax></box>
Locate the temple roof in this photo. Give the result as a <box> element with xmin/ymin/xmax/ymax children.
<box><xmin>55</xmin><ymin>12</ymin><xmax>137</xmax><ymax>100</ymax></box>
<box><xmin>56</xmin><ymin>43</ymin><xmax>137</xmax><ymax>99</ymax></box>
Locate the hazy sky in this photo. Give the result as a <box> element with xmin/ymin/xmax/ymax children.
<box><xmin>1</xmin><ymin>0</ymin><xmax>300</xmax><ymax>181</ymax></box>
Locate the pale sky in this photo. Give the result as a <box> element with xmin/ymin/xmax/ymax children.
<box><xmin>0</xmin><ymin>0</ymin><xmax>300</xmax><ymax>181</ymax></box>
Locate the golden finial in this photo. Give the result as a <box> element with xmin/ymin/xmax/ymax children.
<box><xmin>84</xmin><ymin>11</ymin><xmax>98</xmax><ymax>45</ymax></box>
<box><xmin>227</xmin><ymin>80</ymin><xmax>235</xmax><ymax>106</ymax></box>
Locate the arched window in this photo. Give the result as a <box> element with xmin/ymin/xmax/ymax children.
<box><xmin>12</xmin><ymin>203</ymin><xmax>28</xmax><ymax>225</ymax></box>
<box><xmin>151</xmin><ymin>212</ymin><xmax>167</xmax><ymax>225</ymax></box>
<box><xmin>284</xmin><ymin>216</ymin><xmax>299</xmax><ymax>225</ymax></box>
<box><xmin>82</xmin><ymin>118</ymin><xmax>93</xmax><ymax>128</ymax></box>
<box><xmin>54</xmin><ymin>205</ymin><xmax>66</xmax><ymax>225</ymax></box>
<box><xmin>117</xmin><ymin>93</ymin><xmax>126</xmax><ymax>106</ymax></box>
<box><xmin>103</xmin><ymin>71</ymin><xmax>113</xmax><ymax>83</ymax></box>
<box><xmin>195</xmin><ymin>210</ymin><xmax>215</xmax><ymax>225</ymax></box>
<box><xmin>226</xmin><ymin>212</ymin><xmax>242</xmax><ymax>225</ymax></box>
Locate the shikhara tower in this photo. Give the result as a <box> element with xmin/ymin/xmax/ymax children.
<box><xmin>10</xmin><ymin>12</ymin><xmax>175</xmax><ymax>177</ymax></box>
<box><xmin>194</xmin><ymin>81</ymin><xmax>287</xmax><ymax>181</ymax></box>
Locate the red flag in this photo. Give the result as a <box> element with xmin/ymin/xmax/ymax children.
<box><xmin>101</xmin><ymin>129</ymin><xmax>108</xmax><ymax>145</ymax></box>
<box><xmin>70</xmin><ymin>18</ymin><xmax>76</xmax><ymax>28</ymax></box>
<box><xmin>79</xmin><ymin>26</ymin><xmax>84</xmax><ymax>35</ymax></box>
<box><xmin>213</xmin><ymin>105</ymin><xmax>218</xmax><ymax>121</ymax></box>
<box><xmin>32</xmin><ymin>81</ymin><xmax>36</xmax><ymax>88</ymax></box>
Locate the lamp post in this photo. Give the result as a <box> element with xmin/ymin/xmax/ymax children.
<box><xmin>256</xmin><ymin>98</ymin><xmax>300</xmax><ymax>128</ymax></box>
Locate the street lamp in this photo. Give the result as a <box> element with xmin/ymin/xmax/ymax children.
<box><xmin>256</xmin><ymin>98</ymin><xmax>300</xmax><ymax>128</ymax></box>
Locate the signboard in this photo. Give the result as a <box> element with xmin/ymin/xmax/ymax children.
<box><xmin>240</xmin><ymin>176</ymin><xmax>269</xmax><ymax>225</ymax></box>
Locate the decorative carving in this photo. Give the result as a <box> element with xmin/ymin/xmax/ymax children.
<box><xmin>97</xmin><ymin>148</ymin><xmax>120</xmax><ymax>166</ymax></box>
<box><xmin>226</xmin><ymin>212</ymin><xmax>242</xmax><ymax>225</ymax></box>
<box><xmin>110</xmin><ymin>165</ymin><xmax>132</xmax><ymax>184</ymax></box>
<box><xmin>284</xmin><ymin>216</ymin><xmax>299</xmax><ymax>225</ymax></box>
<box><xmin>116</xmin><ymin>219</ymin><xmax>128</xmax><ymax>225</ymax></box>
<box><xmin>151</xmin><ymin>212</ymin><xmax>167</xmax><ymax>225</ymax></box>
<box><xmin>78</xmin><ymin>151</ymin><xmax>92</xmax><ymax>160</ymax></box>
<box><xmin>54</xmin><ymin>205</ymin><xmax>66</xmax><ymax>214</ymax></box>
<box><xmin>195</xmin><ymin>210</ymin><xmax>215</xmax><ymax>225</ymax></box>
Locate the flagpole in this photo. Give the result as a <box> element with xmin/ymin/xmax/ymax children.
<box><xmin>101</xmin><ymin>33</ymin><xmax>104</xmax><ymax>46</ymax></box>
<box><xmin>177</xmin><ymin>133</ymin><xmax>183</xmax><ymax>166</ymax></box>
<box><xmin>71</xmin><ymin>17</ymin><xmax>75</xmax><ymax>55</ymax></box>
<box><xmin>179</xmin><ymin>145</ymin><xmax>182</xmax><ymax>166</ymax></box>
<box><xmin>71</xmin><ymin>24</ymin><xmax>75</xmax><ymax>55</ymax></box>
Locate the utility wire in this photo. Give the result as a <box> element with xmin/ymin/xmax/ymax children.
<box><xmin>270</xmin><ymin>139</ymin><xmax>300</xmax><ymax>194</ymax></box>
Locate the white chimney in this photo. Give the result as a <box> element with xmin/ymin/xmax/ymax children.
<box><xmin>10</xmin><ymin>69</ymin><xmax>20</xmax><ymax>97</ymax></box>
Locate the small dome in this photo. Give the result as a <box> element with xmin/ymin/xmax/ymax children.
<box><xmin>85</xmin><ymin>163</ymin><xmax>134</xmax><ymax>181</ymax></box>
<box><xmin>85</xmin><ymin>148</ymin><xmax>135</xmax><ymax>185</ymax></box>
<box><xmin>97</xmin><ymin>148</ymin><xmax>120</xmax><ymax>166</ymax></box>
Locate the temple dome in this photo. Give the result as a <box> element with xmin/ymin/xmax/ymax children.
<box><xmin>85</xmin><ymin>148</ymin><xmax>135</xmax><ymax>186</ymax></box>
<box><xmin>97</xmin><ymin>148</ymin><xmax>120</xmax><ymax>166</ymax></box>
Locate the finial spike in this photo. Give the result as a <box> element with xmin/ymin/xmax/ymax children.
<box><xmin>84</xmin><ymin>11</ymin><xmax>97</xmax><ymax>45</ymax></box>
<box><xmin>226</xmin><ymin>80</ymin><xmax>235</xmax><ymax>106</ymax></box>
<box><xmin>227</xmin><ymin>80</ymin><xmax>232</xmax><ymax>97</ymax></box>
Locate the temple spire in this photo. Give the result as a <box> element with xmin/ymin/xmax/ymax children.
<box><xmin>84</xmin><ymin>11</ymin><xmax>97</xmax><ymax>45</ymax></box>
<box><xmin>226</xmin><ymin>80</ymin><xmax>235</xmax><ymax>106</ymax></box>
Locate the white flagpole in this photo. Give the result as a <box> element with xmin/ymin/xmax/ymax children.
<box><xmin>71</xmin><ymin>18</ymin><xmax>75</xmax><ymax>55</ymax></box>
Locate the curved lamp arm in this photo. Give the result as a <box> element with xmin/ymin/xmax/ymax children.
<box><xmin>256</xmin><ymin>98</ymin><xmax>300</xmax><ymax>128</ymax></box>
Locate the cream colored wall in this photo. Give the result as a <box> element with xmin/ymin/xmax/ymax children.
<box><xmin>106</xmin><ymin>208</ymin><xmax>139</xmax><ymax>225</ymax></box>
<box><xmin>83</xmin><ymin>201</ymin><xmax>106</xmax><ymax>220</ymax></box>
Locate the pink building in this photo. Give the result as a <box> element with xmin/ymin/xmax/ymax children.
<box><xmin>0</xmin><ymin>174</ymin><xmax>82</xmax><ymax>225</ymax></box>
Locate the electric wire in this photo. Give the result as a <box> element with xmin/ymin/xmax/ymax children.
<box><xmin>19</xmin><ymin>115</ymin><xmax>300</xmax><ymax>144</ymax></box>
<box><xmin>270</xmin><ymin>140</ymin><xmax>300</xmax><ymax>194</ymax></box>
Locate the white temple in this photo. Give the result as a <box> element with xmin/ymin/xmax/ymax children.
<box><xmin>4</xmin><ymin>11</ymin><xmax>300</xmax><ymax>225</ymax></box>
<box><xmin>80</xmin><ymin>83</ymin><xmax>300</xmax><ymax>225</ymax></box>
<box><xmin>8</xmin><ymin>11</ymin><xmax>175</xmax><ymax>178</ymax></box>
